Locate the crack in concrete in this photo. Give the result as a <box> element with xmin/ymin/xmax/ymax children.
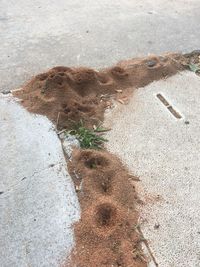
<box><xmin>0</xmin><ymin>162</ymin><xmax>62</xmax><ymax>198</ymax></box>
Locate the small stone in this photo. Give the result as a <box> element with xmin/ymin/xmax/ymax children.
<box><xmin>146</xmin><ymin>60</ymin><xmax>157</xmax><ymax>68</ymax></box>
<box><xmin>0</xmin><ymin>191</ymin><xmax>4</xmax><ymax>195</ymax></box>
<box><xmin>75</xmin><ymin>185</ymin><xmax>81</xmax><ymax>192</ymax></box>
<box><xmin>154</xmin><ymin>223</ymin><xmax>160</xmax><ymax>229</ymax></box>
<box><xmin>115</xmin><ymin>89</ymin><xmax>122</xmax><ymax>93</ymax></box>
<box><xmin>49</xmin><ymin>164</ymin><xmax>55</xmax><ymax>168</ymax></box>
<box><xmin>58</xmin><ymin>132</ymin><xmax>66</xmax><ymax>140</ymax></box>
<box><xmin>62</xmin><ymin>134</ymin><xmax>80</xmax><ymax>159</ymax></box>
<box><xmin>106</xmin><ymin>101</ymin><xmax>112</xmax><ymax>108</ymax></box>
<box><xmin>2</xmin><ymin>90</ymin><xmax>11</xmax><ymax>95</ymax></box>
<box><xmin>185</xmin><ymin>121</ymin><xmax>190</xmax><ymax>125</ymax></box>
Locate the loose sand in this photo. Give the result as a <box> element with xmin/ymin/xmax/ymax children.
<box><xmin>13</xmin><ymin>52</ymin><xmax>199</xmax><ymax>267</ymax></box>
<box><xmin>14</xmin><ymin>53</ymin><xmax>188</xmax><ymax>130</ymax></box>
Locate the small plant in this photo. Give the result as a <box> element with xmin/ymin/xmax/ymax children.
<box><xmin>67</xmin><ymin>120</ymin><xmax>108</xmax><ymax>149</ymax></box>
<box><xmin>188</xmin><ymin>63</ymin><xmax>200</xmax><ymax>73</ymax></box>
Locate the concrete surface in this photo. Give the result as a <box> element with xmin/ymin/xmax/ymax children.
<box><xmin>1</xmin><ymin>0</ymin><xmax>200</xmax><ymax>91</ymax></box>
<box><xmin>105</xmin><ymin>71</ymin><xmax>200</xmax><ymax>267</ymax></box>
<box><xmin>0</xmin><ymin>95</ymin><xmax>80</xmax><ymax>267</ymax></box>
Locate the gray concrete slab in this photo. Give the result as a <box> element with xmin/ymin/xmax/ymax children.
<box><xmin>1</xmin><ymin>0</ymin><xmax>200</xmax><ymax>91</ymax></box>
<box><xmin>104</xmin><ymin>71</ymin><xmax>200</xmax><ymax>267</ymax></box>
<box><xmin>0</xmin><ymin>96</ymin><xmax>80</xmax><ymax>267</ymax></box>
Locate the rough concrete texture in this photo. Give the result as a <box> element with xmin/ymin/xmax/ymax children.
<box><xmin>1</xmin><ymin>0</ymin><xmax>200</xmax><ymax>91</ymax></box>
<box><xmin>0</xmin><ymin>96</ymin><xmax>80</xmax><ymax>267</ymax></box>
<box><xmin>105</xmin><ymin>71</ymin><xmax>200</xmax><ymax>267</ymax></box>
<box><xmin>61</xmin><ymin>134</ymin><xmax>80</xmax><ymax>160</ymax></box>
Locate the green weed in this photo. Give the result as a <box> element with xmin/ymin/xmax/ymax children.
<box><xmin>188</xmin><ymin>63</ymin><xmax>200</xmax><ymax>73</ymax></box>
<box><xmin>67</xmin><ymin>121</ymin><xmax>109</xmax><ymax>149</ymax></box>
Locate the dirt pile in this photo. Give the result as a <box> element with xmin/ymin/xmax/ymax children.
<box><xmin>14</xmin><ymin>53</ymin><xmax>187</xmax><ymax>130</ymax></box>
<box><xmin>13</xmin><ymin>52</ymin><xmax>197</xmax><ymax>267</ymax></box>
<box><xmin>67</xmin><ymin>149</ymin><xmax>146</xmax><ymax>267</ymax></box>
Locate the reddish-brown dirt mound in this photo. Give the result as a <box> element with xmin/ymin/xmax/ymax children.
<box><xmin>14</xmin><ymin>52</ymin><xmax>198</xmax><ymax>267</ymax></box>
<box><xmin>67</xmin><ymin>149</ymin><xmax>146</xmax><ymax>266</ymax></box>
<box><xmin>14</xmin><ymin>53</ymin><xmax>187</xmax><ymax>130</ymax></box>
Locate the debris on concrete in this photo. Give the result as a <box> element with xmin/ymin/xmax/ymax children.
<box><xmin>146</xmin><ymin>60</ymin><xmax>157</xmax><ymax>68</ymax></box>
<box><xmin>62</xmin><ymin>134</ymin><xmax>80</xmax><ymax>159</ymax></box>
<box><xmin>2</xmin><ymin>89</ymin><xmax>11</xmax><ymax>95</ymax></box>
<box><xmin>154</xmin><ymin>223</ymin><xmax>160</xmax><ymax>230</ymax></box>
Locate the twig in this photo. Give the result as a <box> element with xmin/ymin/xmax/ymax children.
<box><xmin>56</xmin><ymin>112</ymin><xmax>60</xmax><ymax>130</ymax></box>
<box><xmin>94</xmin><ymin>128</ymin><xmax>111</xmax><ymax>133</ymax></box>
<box><xmin>57</xmin><ymin>128</ymin><xmax>67</xmax><ymax>135</ymax></box>
<box><xmin>137</xmin><ymin>225</ymin><xmax>159</xmax><ymax>267</ymax></box>
<box><xmin>73</xmin><ymin>170</ymin><xmax>80</xmax><ymax>179</ymax></box>
<box><xmin>129</xmin><ymin>175</ymin><xmax>140</xmax><ymax>181</ymax></box>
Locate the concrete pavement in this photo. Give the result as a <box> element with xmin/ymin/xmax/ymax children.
<box><xmin>1</xmin><ymin>0</ymin><xmax>200</xmax><ymax>92</ymax></box>
<box><xmin>105</xmin><ymin>71</ymin><xmax>200</xmax><ymax>267</ymax></box>
<box><xmin>0</xmin><ymin>95</ymin><xmax>80</xmax><ymax>267</ymax></box>
<box><xmin>1</xmin><ymin>1</ymin><xmax>200</xmax><ymax>266</ymax></box>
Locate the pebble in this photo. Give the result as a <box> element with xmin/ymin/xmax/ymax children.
<box><xmin>2</xmin><ymin>90</ymin><xmax>11</xmax><ymax>95</ymax></box>
<box><xmin>75</xmin><ymin>185</ymin><xmax>81</xmax><ymax>192</ymax></box>
<box><xmin>146</xmin><ymin>60</ymin><xmax>157</xmax><ymax>68</ymax></box>
<box><xmin>154</xmin><ymin>223</ymin><xmax>160</xmax><ymax>229</ymax></box>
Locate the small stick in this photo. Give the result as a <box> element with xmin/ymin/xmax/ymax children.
<box><xmin>137</xmin><ymin>225</ymin><xmax>159</xmax><ymax>267</ymax></box>
<box><xmin>56</xmin><ymin>112</ymin><xmax>60</xmax><ymax>130</ymax></box>
<box><xmin>128</xmin><ymin>175</ymin><xmax>140</xmax><ymax>181</ymax></box>
<box><xmin>94</xmin><ymin>128</ymin><xmax>111</xmax><ymax>133</ymax></box>
<box><xmin>57</xmin><ymin>128</ymin><xmax>67</xmax><ymax>135</ymax></box>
